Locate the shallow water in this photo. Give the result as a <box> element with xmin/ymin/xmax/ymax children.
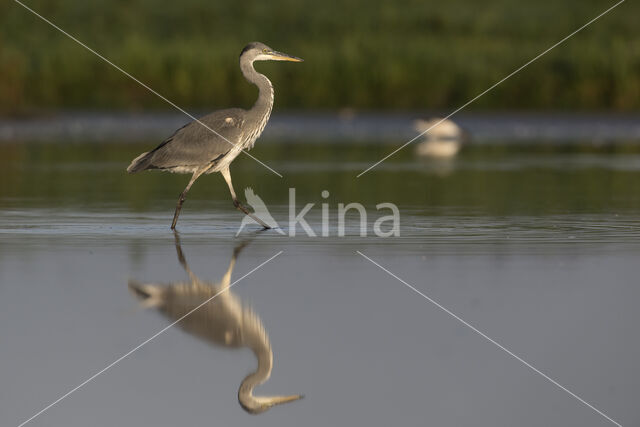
<box><xmin>3</xmin><ymin>112</ymin><xmax>640</xmax><ymax>143</ymax></box>
<box><xmin>1</xmin><ymin>141</ymin><xmax>639</xmax><ymax>427</ymax></box>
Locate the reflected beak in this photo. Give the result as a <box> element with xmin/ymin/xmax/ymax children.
<box><xmin>268</xmin><ymin>394</ymin><xmax>305</xmax><ymax>407</ymax></box>
<box><xmin>269</xmin><ymin>51</ymin><xmax>303</xmax><ymax>62</ymax></box>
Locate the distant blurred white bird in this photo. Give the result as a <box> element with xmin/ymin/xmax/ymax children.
<box><xmin>414</xmin><ymin>118</ymin><xmax>468</xmax><ymax>158</ymax></box>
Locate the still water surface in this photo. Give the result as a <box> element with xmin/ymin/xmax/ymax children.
<box><xmin>0</xmin><ymin>141</ymin><xmax>639</xmax><ymax>426</ymax></box>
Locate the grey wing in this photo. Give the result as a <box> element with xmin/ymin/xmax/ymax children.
<box><xmin>147</xmin><ymin>109</ymin><xmax>246</xmax><ymax>170</ymax></box>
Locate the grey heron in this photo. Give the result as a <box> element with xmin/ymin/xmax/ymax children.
<box><xmin>129</xmin><ymin>234</ymin><xmax>303</xmax><ymax>414</ymax></box>
<box><xmin>126</xmin><ymin>42</ymin><xmax>302</xmax><ymax>229</ymax></box>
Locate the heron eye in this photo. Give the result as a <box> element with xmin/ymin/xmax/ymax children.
<box><xmin>262</xmin><ymin>48</ymin><xmax>269</xmax><ymax>53</ymax></box>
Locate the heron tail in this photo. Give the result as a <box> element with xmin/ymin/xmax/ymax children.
<box><xmin>128</xmin><ymin>280</ymin><xmax>164</xmax><ymax>308</ymax></box>
<box><xmin>126</xmin><ymin>151</ymin><xmax>153</xmax><ymax>173</ymax></box>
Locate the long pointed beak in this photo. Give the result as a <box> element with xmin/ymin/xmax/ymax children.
<box><xmin>269</xmin><ymin>51</ymin><xmax>303</xmax><ymax>62</ymax></box>
<box><xmin>268</xmin><ymin>394</ymin><xmax>305</xmax><ymax>406</ymax></box>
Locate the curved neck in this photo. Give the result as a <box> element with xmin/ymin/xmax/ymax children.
<box><xmin>240</xmin><ymin>58</ymin><xmax>274</xmax><ymax>120</ymax></box>
<box><xmin>235</xmin><ymin>309</ymin><xmax>302</xmax><ymax>413</ymax></box>
<box><xmin>238</xmin><ymin>343</ymin><xmax>273</xmax><ymax>411</ymax></box>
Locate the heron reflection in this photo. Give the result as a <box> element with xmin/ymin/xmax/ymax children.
<box><xmin>129</xmin><ymin>235</ymin><xmax>303</xmax><ymax>414</ymax></box>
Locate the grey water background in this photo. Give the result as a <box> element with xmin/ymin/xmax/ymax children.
<box><xmin>1</xmin><ymin>114</ymin><xmax>640</xmax><ymax>427</ymax></box>
<box><xmin>3</xmin><ymin>112</ymin><xmax>640</xmax><ymax>143</ymax></box>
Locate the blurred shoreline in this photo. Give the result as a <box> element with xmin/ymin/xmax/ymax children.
<box><xmin>1</xmin><ymin>111</ymin><xmax>639</xmax><ymax>144</ymax></box>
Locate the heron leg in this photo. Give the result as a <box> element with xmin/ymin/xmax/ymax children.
<box><xmin>171</xmin><ymin>172</ymin><xmax>202</xmax><ymax>230</ymax></box>
<box><xmin>172</xmin><ymin>231</ymin><xmax>200</xmax><ymax>282</ymax></box>
<box><xmin>220</xmin><ymin>167</ymin><xmax>271</xmax><ymax>229</ymax></box>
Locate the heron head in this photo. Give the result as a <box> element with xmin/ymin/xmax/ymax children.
<box><xmin>240</xmin><ymin>394</ymin><xmax>305</xmax><ymax>414</ymax></box>
<box><xmin>240</xmin><ymin>42</ymin><xmax>303</xmax><ymax>63</ymax></box>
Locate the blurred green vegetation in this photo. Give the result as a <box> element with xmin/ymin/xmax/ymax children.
<box><xmin>0</xmin><ymin>0</ymin><xmax>639</xmax><ymax>113</ymax></box>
